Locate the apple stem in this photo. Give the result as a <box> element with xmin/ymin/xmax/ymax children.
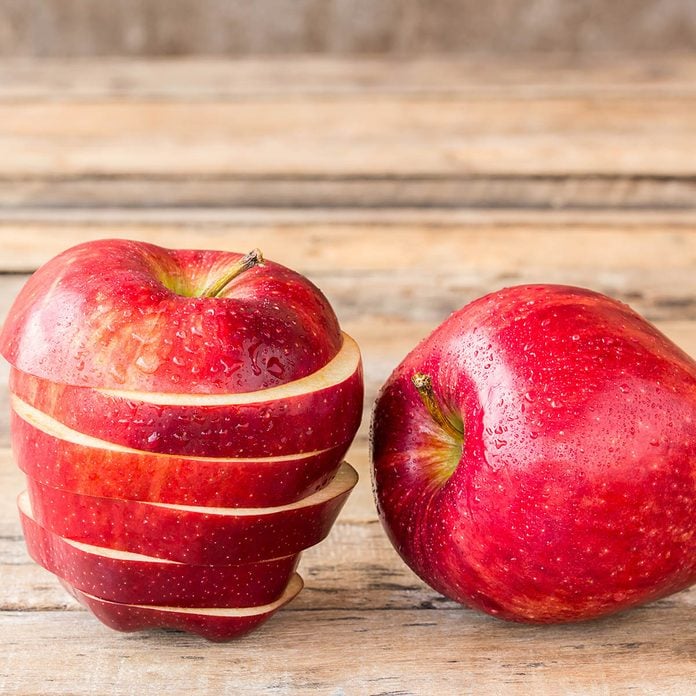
<box><xmin>411</xmin><ymin>373</ymin><xmax>463</xmax><ymax>440</ymax></box>
<box><xmin>201</xmin><ymin>249</ymin><xmax>264</xmax><ymax>298</ymax></box>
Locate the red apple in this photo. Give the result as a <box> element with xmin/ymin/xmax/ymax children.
<box><xmin>9</xmin><ymin>331</ymin><xmax>362</xmax><ymax>458</ymax></box>
<box><xmin>1</xmin><ymin>239</ymin><xmax>363</xmax><ymax>638</ymax></box>
<box><xmin>0</xmin><ymin>240</ymin><xmax>342</xmax><ymax>393</ymax></box>
<box><xmin>20</xmin><ymin>492</ymin><xmax>299</xmax><ymax>608</ymax></box>
<box><xmin>12</xmin><ymin>396</ymin><xmax>346</xmax><ymax>507</ymax></box>
<box><xmin>61</xmin><ymin>574</ymin><xmax>304</xmax><ymax>642</ymax></box>
<box><xmin>26</xmin><ymin>463</ymin><xmax>358</xmax><ymax>564</ymax></box>
<box><xmin>371</xmin><ymin>284</ymin><xmax>696</xmax><ymax>623</ymax></box>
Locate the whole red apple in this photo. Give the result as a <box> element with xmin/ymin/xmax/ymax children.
<box><xmin>371</xmin><ymin>284</ymin><xmax>696</xmax><ymax>623</ymax></box>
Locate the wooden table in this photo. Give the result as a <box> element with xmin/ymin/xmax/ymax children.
<box><xmin>0</xmin><ymin>57</ymin><xmax>695</xmax><ymax>695</ymax></box>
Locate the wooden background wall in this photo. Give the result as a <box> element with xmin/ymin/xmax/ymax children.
<box><xmin>1</xmin><ymin>0</ymin><xmax>696</xmax><ymax>56</ymax></box>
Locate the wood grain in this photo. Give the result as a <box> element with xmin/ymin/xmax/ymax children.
<box><xmin>5</xmin><ymin>174</ymin><xmax>696</xmax><ymax>210</ymax></box>
<box><xmin>1</xmin><ymin>1</ymin><xmax>695</xmax><ymax>57</ymax></box>
<box><xmin>1</xmin><ymin>97</ymin><xmax>695</xmax><ymax>179</ymax></box>
<box><xmin>1</xmin><ymin>57</ymin><xmax>695</xmax><ymax>211</ymax></box>
<box><xmin>1</xmin><ymin>605</ymin><xmax>695</xmax><ymax>696</ymax></box>
<box><xmin>2</xmin><ymin>57</ymin><xmax>696</xmax><ymax>100</ymax></box>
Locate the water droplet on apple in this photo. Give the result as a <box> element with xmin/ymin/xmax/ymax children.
<box><xmin>172</xmin><ymin>356</ymin><xmax>185</xmax><ymax>366</ymax></box>
<box><xmin>147</xmin><ymin>432</ymin><xmax>160</xmax><ymax>444</ymax></box>
<box><xmin>135</xmin><ymin>354</ymin><xmax>160</xmax><ymax>373</ymax></box>
<box><xmin>267</xmin><ymin>357</ymin><xmax>285</xmax><ymax>378</ymax></box>
<box><xmin>248</xmin><ymin>341</ymin><xmax>263</xmax><ymax>376</ymax></box>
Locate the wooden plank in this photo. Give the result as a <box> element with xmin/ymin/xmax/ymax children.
<box><xmin>1</xmin><ymin>97</ymin><xmax>695</xmax><ymax>178</ymax></box>
<box><xmin>1</xmin><ymin>57</ymin><xmax>695</xmax><ymax>209</ymax></box>
<box><xmin>0</xmin><ymin>605</ymin><xmax>694</xmax><ymax>696</ymax></box>
<box><xmin>1</xmin><ymin>1</ymin><xmax>696</xmax><ymax>58</ymax></box>
<box><xmin>2</xmin><ymin>216</ymin><xmax>696</xmax><ymax>273</ymax></box>
<box><xmin>2</xmin><ymin>57</ymin><xmax>696</xmax><ymax>100</ymax></box>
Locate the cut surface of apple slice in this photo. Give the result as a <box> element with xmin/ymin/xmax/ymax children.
<box><xmin>27</xmin><ymin>462</ymin><xmax>358</xmax><ymax>564</ymax></box>
<box><xmin>19</xmin><ymin>492</ymin><xmax>300</xmax><ymax>607</ymax></box>
<box><xmin>10</xmin><ymin>333</ymin><xmax>363</xmax><ymax>457</ymax></box>
<box><xmin>12</xmin><ymin>399</ymin><xmax>346</xmax><ymax>507</ymax></box>
<box><xmin>61</xmin><ymin>573</ymin><xmax>304</xmax><ymax>642</ymax></box>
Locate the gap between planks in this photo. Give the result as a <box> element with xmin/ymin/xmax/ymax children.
<box><xmin>4</xmin><ymin>175</ymin><xmax>696</xmax><ymax>210</ymax></box>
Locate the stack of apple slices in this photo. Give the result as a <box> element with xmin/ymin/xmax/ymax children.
<box><xmin>1</xmin><ymin>241</ymin><xmax>364</xmax><ymax>641</ymax></box>
<box><xmin>10</xmin><ymin>336</ymin><xmax>361</xmax><ymax>640</ymax></box>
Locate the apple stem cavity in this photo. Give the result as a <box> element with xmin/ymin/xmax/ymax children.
<box><xmin>201</xmin><ymin>249</ymin><xmax>265</xmax><ymax>298</ymax></box>
<box><xmin>411</xmin><ymin>373</ymin><xmax>463</xmax><ymax>441</ymax></box>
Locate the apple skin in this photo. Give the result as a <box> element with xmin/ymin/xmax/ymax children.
<box><xmin>371</xmin><ymin>284</ymin><xmax>696</xmax><ymax>623</ymax></box>
<box><xmin>60</xmin><ymin>574</ymin><xmax>304</xmax><ymax>642</ymax></box>
<box><xmin>26</xmin><ymin>463</ymin><xmax>358</xmax><ymax>565</ymax></box>
<box><xmin>11</xmin><ymin>407</ymin><xmax>346</xmax><ymax>507</ymax></box>
<box><xmin>20</xmin><ymin>496</ymin><xmax>299</xmax><ymax>608</ymax></box>
<box><xmin>9</xmin><ymin>335</ymin><xmax>363</xmax><ymax>459</ymax></box>
<box><xmin>0</xmin><ymin>239</ymin><xmax>342</xmax><ymax>394</ymax></box>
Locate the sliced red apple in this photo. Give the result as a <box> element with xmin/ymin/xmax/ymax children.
<box><xmin>19</xmin><ymin>492</ymin><xmax>299</xmax><ymax>608</ymax></box>
<box><xmin>27</xmin><ymin>463</ymin><xmax>358</xmax><ymax>564</ymax></box>
<box><xmin>12</xmin><ymin>398</ymin><xmax>346</xmax><ymax>507</ymax></box>
<box><xmin>60</xmin><ymin>573</ymin><xmax>304</xmax><ymax>642</ymax></box>
<box><xmin>10</xmin><ymin>333</ymin><xmax>363</xmax><ymax>458</ymax></box>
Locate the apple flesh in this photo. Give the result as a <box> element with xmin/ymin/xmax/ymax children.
<box><xmin>20</xmin><ymin>492</ymin><xmax>298</xmax><ymax>608</ymax></box>
<box><xmin>9</xmin><ymin>332</ymin><xmax>363</xmax><ymax>458</ymax></box>
<box><xmin>12</xmin><ymin>397</ymin><xmax>346</xmax><ymax>507</ymax></box>
<box><xmin>371</xmin><ymin>284</ymin><xmax>696</xmax><ymax>623</ymax></box>
<box><xmin>60</xmin><ymin>574</ymin><xmax>304</xmax><ymax>642</ymax></box>
<box><xmin>27</xmin><ymin>463</ymin><xmax>358</xmax><ymax>564</ymax></box>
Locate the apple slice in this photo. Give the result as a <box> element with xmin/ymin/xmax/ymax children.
<box><xmin>10</xmin><ymin>333</ymin><xmax>363</xmax><ymax>458</ymax></box>
<box><xmin>12</xmin><ymin>398</ymin><xmax>346</xmax><ymax>507</ymax></box>
<box><xmin>60</xmin><ymin>573</ymin><xmax>304</xmax><ymax>642</ymax></box>
<box><xmin>26</xmin><ymin>463</ymin><xmax>358</xmax><ymax>564</ymax></box>
<box><xmin>19</xmin><ymin>492</ymin><xmax>299</xmax><ymax>608</ymax></box>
